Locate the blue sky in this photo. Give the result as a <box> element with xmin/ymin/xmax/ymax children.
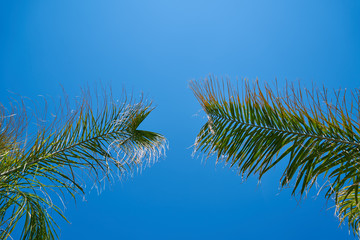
<box><xmin>1</xmin><ymin>1</ymin><xmax>360</xmax><ymax>239</ymax></box>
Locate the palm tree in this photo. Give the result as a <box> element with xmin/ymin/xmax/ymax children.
<box><xmin>0</xmin><ymin>87</ymin><xmax>167</xmax><ymax>240</ymax></box>
<box><xmin>190</xmin><ymin>77</ymin><xmax>360</xmax><ymax>237</ymax></box>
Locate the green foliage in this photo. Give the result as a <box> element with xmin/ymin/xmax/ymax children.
<box><xmin>190</xmin><ymin>77</ymin><xmax>360</xmax><ymax>237</ymax></box>
<box><xmin>0</xmin><ymin>88</ymin><xmax>166</xmax><ymax>239</ymax></box>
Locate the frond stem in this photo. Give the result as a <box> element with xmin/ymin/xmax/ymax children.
<box><xmin>0</xmin><ymin>129</ymin><xmax>132</xmax><ymax>178</ymax></box>
<box><xmin>207</xmin><ymin>112</ymin><xmax>360</xmax><ymax>148</ymax></box>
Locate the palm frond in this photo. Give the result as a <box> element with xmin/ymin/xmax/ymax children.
<box><xmin>190</xmin><ymin>77</ymin><xmax>360</xmax><ymax>237</ymax></box>
<box><xmin>0</xmin><ymin>88</ymin><xmax>167</xmax><ymax>240</ymax></box>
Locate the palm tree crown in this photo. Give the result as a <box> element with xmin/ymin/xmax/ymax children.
<box><xmin>190</xmin><ymin>77</ymin><xmax>360</xmax><ymax>237</ymax></box>
<box><xmin>0</xmin><ymin>88</ymin><xmax>167</xmax><ymax>240</ymax></box>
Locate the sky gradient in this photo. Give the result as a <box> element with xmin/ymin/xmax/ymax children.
<box><xmin>1</xmin><ymin>1</ymin><xmax>360</xmax><ymax>239</ymax></box>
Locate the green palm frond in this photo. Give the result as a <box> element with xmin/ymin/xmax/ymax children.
<box><xmin>190</xmin><ymin>77</ymin><xmax>360</xmax><ymax>237</ymax></box>
<box><xmin>0</xmin><ymin>88</ymin><xmax>167</xmax><ymax>240</ymax></box>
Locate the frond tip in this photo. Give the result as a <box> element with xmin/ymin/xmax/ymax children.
<box><xmin>0</xmin><ymin>87</ymin><xmax>167</xmax><ymax>240</ymax></box>
<box><xmin>190</xmin><ymin>76</ymin><xmax>360</xmax><ymax>237</ymax></box>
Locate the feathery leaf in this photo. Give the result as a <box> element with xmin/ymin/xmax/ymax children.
<box><xmin>190</xmin><ymin>77</ymin><xmax>360</xmax><ymax>237</ymax></box>
<box><xmin>0</xmin><ymin>87</ymin><xmax>167</xmax><ymax>239</ymax></box>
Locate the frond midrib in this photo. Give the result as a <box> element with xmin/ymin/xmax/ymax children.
<box><xmin>0</xmin><ymin>127</ymin><xmax>133</xmax><ymax>178</ymax></box>
<box><xmin>207</xmin><ymin>110</ymin><xmax>360</xmax><ymax>148</ymax></box>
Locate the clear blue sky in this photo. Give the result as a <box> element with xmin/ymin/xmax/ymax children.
<box><xmin>1</xmin><ymin>1</ymin><xmax>359</xmax><ymax>239</ymax></box>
